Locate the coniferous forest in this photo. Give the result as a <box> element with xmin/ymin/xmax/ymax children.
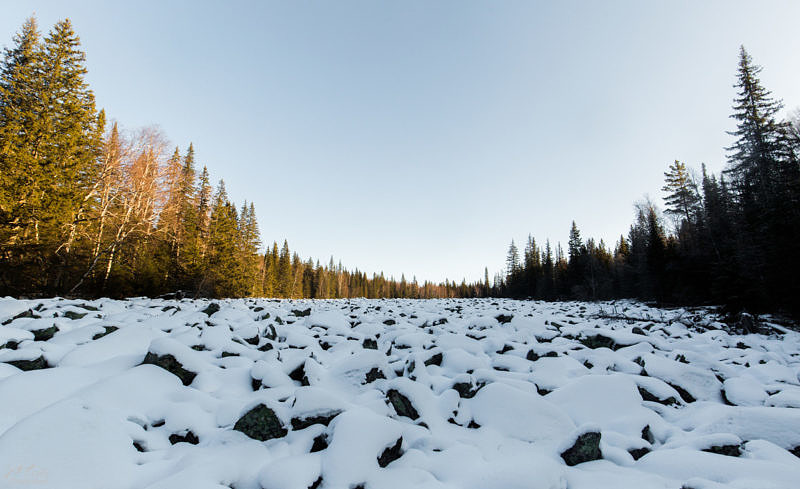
<box><xmin>1</xmin><ymin>18</ymin><xmax>799</xmax><ymax>315</ymax></box>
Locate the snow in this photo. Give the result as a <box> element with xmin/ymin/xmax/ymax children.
<box><xmin>1</xmin><ymin>297</ymin><xmax>799</xmax><ymax>488</ymax></box>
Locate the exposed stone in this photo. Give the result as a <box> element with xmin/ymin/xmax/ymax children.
<box><xmin>580</xmin><ymin>334</ymin><xmax>616</xmax><ymax>350</ymax></box>
<box><xmin>364</xmin><ymin>367</ymin><xmax>386</xmax><ymax>384</ymax></box>
<box><xmin>495</xmin><ymin>314</ymin><xmax>513</xmax><ymax>324</ymax></box>
<box><xmin>377</xmin><ymin>437</ymin><xmax>403</xmax><ymax>468</ymax></box>
<box><xmin>667</xmin><ymin>382</ymin><xmax>696</xmax><ymax>403</ymax></box>
<box><xmin>310</xmin><ymin>434</ymin><xmax>328</xmax><ymax>452</ymax></box>
<box><xmin>290</xmin><ymin>411</ymin><xmax>341</xmax><ymax>431</ymax></box>
<box><xmin>32</xmin><ymin>325</ymin><xmax>58</xmax><ymax>342</ymax></box>
<box><xmin>641</xmin><ymin>425</ymin><xmax>655</xmax><ymax>444</ymax></box>
<box><xmin>703</xmin><ymin>444</ymin><xmax>741</xmax><ymax>457</ymax></box>
<box><xmin>387</xmin><ymin>389</ymin><xmax>419</xmax><ymax>420</ymax></box>
<box><xmin>452</xmin><ymin>381</ymin><xmax>485</xmax><ymax>399</ymax></box>
<box><xmin>6</xmin><ymin>356</ymin><xmax>49</xmax><ymax>371</ymax></box>
<box><xmin>292</xmin><ymin>308</ymin><xmax>311</xmax><ymax>317</ymax></box>
<box><xmin>629</xmin><ymin>447</ymin><xmax>650</xmax><ymax>460</ymax></box>
<box><xmin>289</xmin><ymin>362</ymin><xmax>310</xmax><ymax>386</ymax></box>
<box><xmin>169</xmin><ymin>431</ymin><xmax>199</xmax><ymax>445</ymax></box>
<box><xmin>2</xmin><ymin>309</ymin><xmax>40</xmax><ymax>325</ymax></box>
<box><xmin>638</xmin><ymin>386</ymin><xmax>679</xmax><ymax>406</ymax></box>
<box><xmin>233</xmin><ymin>404</ymin><xmax>287</xmax><ymax>441</ymax></box>
<box><xmin>201</xmin><ymin>303</ymin><xmax>220</xmax><ymax>316</ymax></box>
<box><xmin>424</xmin><ymin>352</ymin><xmax>442</xmax><ymax>367</ymax></box>
<box><xmin>63</xmin><ymin>311</ymin><xmax>87</xmax><ymax>320</ymax></box>
<box><xmin>142</xmin><ymin>352</ymin><xmax>197</xmax><ymax>386</ymax></box>
<box><xmin>383</xmin><ymin>319</ymin><xmax>396</xmax><ymax>325</ymax></box>
<box><xmin>92</xmin><ymin>326</ymin><xmax>118</xmax><ymax>340</ymax></box>
<box><xmin>362</xmin><ymin>338</ymin><xmax>378</xmax><ymax>350</ymax></box>
<box><xmin>561</xmin><ymin>431</ymin><xmax>602</xmax><ymax>466</ymax></box>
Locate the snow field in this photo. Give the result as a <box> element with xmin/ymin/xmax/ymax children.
<box><xmin>0</xmin><ymin>297</ymin><xmax>799</xmax><ymax>489</ymax></box>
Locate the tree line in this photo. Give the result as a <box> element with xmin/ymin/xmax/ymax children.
<box><xmin>0</xmin><ymin>17</ymin><xmax>471</xmax><ymax>299</ymax></box>
<box><xmin>2</xmin><ymin>17</ymin><xmax>798</xmax><ymax>312</ymax></box>
<box><xmin>496</xmin><ymin>47</ymin><xmax>800</xmax><ymax>317</ymax></box>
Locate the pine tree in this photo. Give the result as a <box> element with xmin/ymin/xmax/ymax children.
<box><xmin>662</xmin><ymin>160</ymin><xmax>701</xmax><ymax>225</ymax></box>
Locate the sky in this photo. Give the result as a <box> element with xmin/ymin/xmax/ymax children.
<box><xmin>2</xmin><ymin>1</ymin><xmax>800</xmax><ymax>283</ymax></box>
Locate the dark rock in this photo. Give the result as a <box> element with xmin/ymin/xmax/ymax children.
<box><xmin>544</xmin><ymin>351</ymin><xmax>559</xmax><ymax>358</ymax></box>
<box><xmin>629</xmin><ymin>447</ymin><xmax>650</xmax><ymax>460</ymax></box>
<box><xmin>383</xmin><ymin>319</ymin><xmax>396</xmax><ymax>325</ymax></box>
<box><xmin>452</xmin><ymin>381</ymin><xmax>485</xmax><ymax>399</ymax></box>
<box><xmin>308</xmin><ymin>476</ymin><xmax>323</xmax><ymax>489</ymax></box>
<box><xmin>424</xmin><ymin>352</ymin><xmax>443</xmax><ymax>367</ymax></box>
<box><xmin>432</xmin><ymin>318</ymin><xmax>448</xmax><ymax>326</ymax></box>
<box><xmin>675</xmin><ymin>354</ymin><xmax>689</xmax><ymax>364</ymax></box>
<box><xmin>667</xmin><ymin>382</ymin><xmax>696</xmax><ymax>403</ymax></box>
<box><xmin>253</xmin><ymin>306</ymin><xmax>264</xmax><ymax>312</ymax></box>
<box><xmin>497</xmin><ymin>344</ymin><xmax>514</xmax><ymax>354</ymax></box>
<box><xmin>32</xmin><ymin>325</ymin><xmax>58</xmax><ymax>342</ymax></box>
<box><xmin>133</xmin><ymin>441</ymin><xmax>146</xmax><ymax>452</ymax></box>
<box><xmin>191</xmin><ymin>344</ymin><xmax>209</xmax><ymax>352</ymax></box>
<box><xmin>526</xmin><ymin>350</ymin><xmax>540</xmax><ymax>361</ymax></box>
<box><xmin>92</xmin><ymin>326</ymin><xmax>118</xmax><ymax>340</ymax></box>
<box><xmin>291</xmin><ymin>411</ymin><xmax>341</xmax><ymax>431</ymax></box>
<box><xmin>220</xmin><ymin>351</ymin><xmax>239</xmax><ymax>358</ymax></box>
<box><xmin>291</xmin><ymin>308</ymin><xmax>311</xmax><ymax>317</ymax></box>
<box><xmin>637</xmin><ymin>386</ymin><xmax>679</xmax><ymax>406</ymax></box>
<box><xmin>151</xmin><ymin>419</ymin><xmax>165</xmax><ymax>427</ymax></box>
<box><xmin>703</xmin><ymin>444</ymin><xmax>741</xmax><ymax>457</ymax></box>
<box><xmin>233</xmin><ymin>404</ymin><xmax>287</xmax><ymax>441</ymax></box>
<box><xmin>2</xmin><ymin>309</ymin><xmax>40</xmax><ymax>325</ymax></box>
<box><xmin>201</xmin><ymin>303</ymin><xmax>220</xmax><ymax>316</ymax></box>
<box><xmin>289</xmin><ymin>363</ymin><xmax>310</xmax><ymax>386</ymax></box>
<box><xmin>495</xmin><ymin>314</ymin><xmax>513</xmax><ymax>324</ymax></box>
<box><xmin>536</xmin><ymin>386</ymin><xmax>552</xmax><ymax>396</ymax></box>
<box><xmin>310</xmin><ymin>434</ymin><xmax>328</xmax><ymax>452</ymax></box>
<box><xmin>169</xmin><ymin>431</ymin><xmax>199</xmax><ymax>445</ymax></box>
<box><xmin>387</xmin><ymin>389</ymin><xmax>419</xmax><ymax>420</ymax></box>
<box><xmin>362</xmin><ymin>338</ymin><xmax>378</xmax><ymax>350</ymax></box>
<box><xmin>258</xmin><ymin>342</ymin><xmax>274</xmax><ymax>352</ymax></box>
<box><xmin>580</xmin><ymin>335</ymin><xmax>616</xmax><ymax>350</ymax></box>
<box><xmin>467</xmin><ymin>420</ymin><xmax>481</xmax><ymax>429</ymax></box>
<box><xmin>63</xmin><ymin>311</ymin><xmax>87</xmax><ymax>320</ymax></box>
<box><xmin>1</xmin><ymin>341</ymin><xmax>19</xmax><ymax>350</ymax></box>
<box><xmin>244</xmin><ymin>335</ymin><xmax>260</xmax><ymax>345</ymax></box>
<box><xmin>364</xmin><ymin>367</ymin><xmax>386</xmax><ymax>384</ymax></box>
<box><xmin>377</xmin><ymin>437</ymin><xmax>403</xmax><ymax>468</ymax></box>
<box><xmin>561</xmin><ymin>431</ymin><xmax>602</xmax><ymax>466</ymax></box>
<box><xmin>142</xmin><ymin>352</ymin><xmax>197</xmax><ymax>386</ymax></box>
<box><xmin>641</xmin><ymin>425</ymin><xmax>655</xmax><ymax>444</ymax></box>
<box><xmin>274</xmin><ymin>316</ymin><xmax>284</xmax><ymax>325</ymax></box>
<box><xmin>251</xmin><ymin>377</ymin><xmax>263</xmax><ymax>391</ymax></box>
<box><xmin>6</xmin><ymin>356</ymin><xmax>49</xmax><ymax>371</ymax></box>
<box><xmin>632</xmin><ymin>327</ymin><xmax>646</xmax><ymax>335</ymax></box>
<box><xmin>583</xmin><ymin>361</ymin><xmax>594</xmax><ymax>369</ymax></box>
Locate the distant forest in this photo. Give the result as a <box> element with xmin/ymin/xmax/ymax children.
<box><xmin>1</xmin><ymin>18</ymin><xmax>799</xmax><ymax>315</ymax></box>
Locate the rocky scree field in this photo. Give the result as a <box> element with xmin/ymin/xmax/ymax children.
<box><xmin>1</xmin><ymin>297</ymin><xmax>799</xmax><ymax>489</ymax></box>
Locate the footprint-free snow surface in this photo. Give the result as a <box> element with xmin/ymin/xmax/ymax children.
<box><xmin>1</xmin><ymin>298</ymin><xmax>800</xmax><ymax>489</ymax></box>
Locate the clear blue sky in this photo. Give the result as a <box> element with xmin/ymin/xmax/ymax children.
<box><xmin>3</xmin><ymin>1</ymin><xmax>799</xmax><ymax>283</ymax></box>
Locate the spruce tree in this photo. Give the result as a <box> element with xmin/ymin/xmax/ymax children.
<box><xmin>662</xmin><ymin>160</ymin><xmax>701</xmax><ymax>225</ymax></box>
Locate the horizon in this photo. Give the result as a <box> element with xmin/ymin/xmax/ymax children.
<box><xmin>2</xmin><ymin>1</ymin><xmax>799</xmax><ymax>283</ymax></box>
